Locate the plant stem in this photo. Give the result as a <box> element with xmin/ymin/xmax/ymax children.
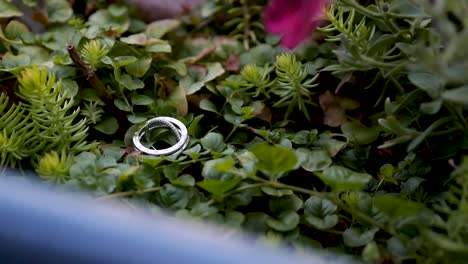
<box><xmin>96</xmin><ymin>186</ymin><xmax>162</xmax><ymax>200</ymax></box>
<box><xmin>67</xmin><ymin>44</ymin><xmax>109</xmax><ymax>103</ymax></box>
<box><xmin>241</xmin><ymin>0</ymin><xmax>250</xmax><ymax>50</ymax></box>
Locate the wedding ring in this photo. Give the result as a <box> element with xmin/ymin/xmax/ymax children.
<box><xmin>130</xmin><ymin>117</ymin><xmax>189</xmax><ymax>156</ymax></box>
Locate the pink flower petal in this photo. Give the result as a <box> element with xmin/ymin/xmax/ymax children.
<box><xmin>264</xmin><ymin>0</ymin><xmax>327</xmax><ymax>49</ymax></box>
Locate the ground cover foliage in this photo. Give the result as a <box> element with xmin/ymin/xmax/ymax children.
<box><xmin>1</xmin><ymin>0</ymin><xmax>468</xmax><ymax>262</ymax></box>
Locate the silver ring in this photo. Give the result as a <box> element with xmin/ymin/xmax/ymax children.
<box><xmin>131</xmin><ymin>117</ymin><xmax>189</xmax><ymax>156</ymax></box>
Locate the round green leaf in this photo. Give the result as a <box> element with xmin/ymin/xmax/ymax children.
<box><xmin>250</xmin><ymin>142</ymin><xmax>298</xmax><ymax>178</ymax></box>
<box><xmin>0</xmin><ymin>1</ymin><xmax>23</xmax><ymax>18</ymax></box>
<box><xmin>362</xmin><ymin>241</ymin><xmax>381</xmax><ymax>263</ymax></box>
<box><xmin>408</xmin><ymin>72</ymin><xmax>442</xmax><ymax>98</ymax></box>
<box><xmin>171</xmin><ymin>174</ymin><xmax>196</xmax><ymax>187</ymax></box>
<box><xmin>197</xmin><ymin>178</ymin><xmax>242</xmax><ymax>197</ymax></box>
<box><xmin>442</xmin><ymin>85</ymin><xmax>468</xmax><ymax>106</ymax></box>
<box><xmin>225</xmin><ymin>211</ymin><xmax>245</xmax><ymax>227</ymax></box>
<box><xmin>296</xmin><ymin>148</ymin><xmax>332</xmax><ymax>172</ymax></box>
<box><xmin>114</xmin><ymin>98</ymin><xmax>132</xmax><ymax>111</ymax></box>
<box><xmin>155</xmin><ymin>184</ymin><xmax>192</xmax><ymax>210</ymax></box>
<box><xmin>113</xmin><ymin>56</ymin><xmax>138</xmax><ymax>67</ymax></box>
<box><xmin>343</xmin><ymin>227</ymin><xmax>379</xmax><ymax>247</ymax></box>
<box><xmin>315</xmin><ymin>165</ymin><xmax>372</xmax><ymax>192</ymax></box>
<box><xmin>199</xmin><ymin>99</ymin><xmax>218</xmax><ymax>113</ymax></box>
<box><xmin>304</xmin><ymin>196</ymin><xmax>338</xmax><ymax>230</ymax></box>
<box><xmin>4</xmin><ymin>20</ymin><xmax>29</xmax><ymax>40</ymax></box>
<box><xmin>94</xmin><ymin>117</ymin><xmax>119</xmax><ymax>135</ymax></box>
<box><xmin>120</xmin><ymin>33</ymin><xmax>147</xmax><ymax>45</ymax></box>
<box><xmin>269</xmin><ymin>194</ymin><xmax>303</xmax><ymax>214</ymax></box>
<box><xmin>61</xmin><ymin>79</ymin><xmax>78</xmax><ymax>98</ymax></box>
<box><xmin>131</xmin><ymin>94</ymin><xmax>154</xmax><ymax>106</ymax></box>
<box><xmin>125</xmin><ymin>56</ymin><xmax>152</xmax><ymax>77</ymax></box>
<box><xmin>118</xmin><ymin>74</ymin><xmax>145</xmax><ymax>90</ymax></box>
<box><xmin>145</xmin><ymin>19</ymin><xmax>181</xmax><ymax>39</ymax></box>
<box><xmin>108</xmin><ymin>4</ymin><xmax>128</xmax><ymax>17</ymax></box>
<box><xmin>341</xmin><ymin>121</ymin><xmax>379</xmax><ymax>145</ymax></box>
<box><xmin>201</xmin><ymin>132</ymin><xmax>225</xmax><ymax>153</ymax></box>
<box><xmin>145</xmin><ymin>39</ymin><xmax>172</xmax><ymax>53</ymax></box>
<box><xmin>45</xmin><ymin>0</ymin><xmax>73</xmax><ymax>23</ymax></box>
<box><xmin>266</xmin><ymin>211</ymin><xmax>300</xmax><ymax>232</ymax></box>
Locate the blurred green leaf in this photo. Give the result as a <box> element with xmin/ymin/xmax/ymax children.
<box><xmin>314</xmin><ymin>166</ymin><xmax>372</xmax><ymax>192</ymax></box>
<box><xmin>343</xmin><ymin>227</ymin><xmax>379</xmax><ymax>247</ymax></box>
<box><xmin>266</xmin><ymin>211</ymin><xmax>300</xmax><ymax>232</ymax></box>
<box><xmin>250</xmin><ymin>143</ymin><xmax>298</xmax><ymax>178</ymax></box>
<box><xmin>304</xmin><ymin>196</ymin><xmax>338</xmax><ymax>230</ymax></box>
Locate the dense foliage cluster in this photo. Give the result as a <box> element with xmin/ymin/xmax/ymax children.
<box><xmin>0</xmin><ymin>0</ymin><xmax>467</xmax><ymax>263</ymax></box>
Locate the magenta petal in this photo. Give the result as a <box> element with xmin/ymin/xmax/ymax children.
<box><xmin>264</xmin><ymin>0</ymin><xmax>327</xmax><ymax>49</ymax></box>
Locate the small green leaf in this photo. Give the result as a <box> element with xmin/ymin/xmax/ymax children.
<box><xmin>225</xmin><ymin>211</ymin><xmax>245</xmax><ymax>227</ymax></box>
<box><xmin>171</xmin><ymin>174</ymin><xmax>196</xmax><ymax>187</ymax></box>
<box><xmin>315</xmin><ymin>165</ymin><xmax>372</xmax><ymax>192</ymax></box>
<box><xmin>125</xmin><ymin>56</ymin><xmax>152</xmax><ymax>77</ymax></box>
<box><xmin>199</xmin><ymin>99</ymin><xmax>218</xmax><ymax>113</ymax></box>
<box><xmin>420</xmin><ymin>99</ymin><xmax>442</xmax><ymax>114</ymax></box>
<box><xmin>114</xmin><ymin>98</ymin><xmax>132</xmax><ymax>111</ymax></box>
<box><xmin>181</xmin><ymin>63</ymin><xmax>225</xmax><ymax>95</ymax></box>
<box><xmin>108</xmin><ymin>4</ymin><xmax>128</xmax><ymax>17</ymax></box>
<box><xmin>145</xmin><ymin>39</ymin><xmax>172</xmax><ymax>53</ymax></box>
<box><xmin>442</xmin><ymin>85</ymin><xmax>468</xmax><ymax>106</ymax></box>
<box><xmin>145</xmin><ymin>19</ymin><xmax>181</xmax><ymax>39</ymax></box>
<box><xmin>168</xmin><ymin>85</ymin><xmax>188</xmax><ymax>116</ymax></box>
<box><xmin>0</xmin><ymin>52</ymin><xmax>30</xmax><ymax>74</ymax></box>
<box><xmin>96</xmin><ymin>156</ymin><xmax>117</xmax><ymax>170</ymax></box>
<box><xmin>0</xmin><ymin>1</ymin><xmax>23</xmax><ymax>18</ymax></box>
<box><xmin>266</xmin><ymin>211</ymin><xmax>300</xmax><ymax>232</ymax></box>
<box><xmin>202</xmin><ymin>157</ymin><xmax>237</xmax><ymax>181</ymax></box>
<box><xmin>290</xmin><ymin>130</ymin><xmax>312</xmax><ymax>145</ymax></box>
<box><xmin>408</xmin><ymin>72</ymin><xmax>443</xmax><ymax>98</ymax></box>
<box><xmin>343</xmin><ymin>227</ymin><xmax>379</xmax><ymax>247</ymax></box>
<box><xmin>197</xmin><ymin>178</ymin><xmax>242</xmax><ymax>196</ymax></box>
<box><xmin>269</xmin><ymin>194</ymin><xmax>303</xmax><ymax>214</ymax></box>
<box><xmin>379</xmin><ymin>164</ymin><xmax>394</xmax><ymax>178</ymax></box>
<box><xmin>362</xmin><ymin>241</ymin><xmax>381</xmax><ymax>263</ymax></box>
<box><xmin>387</xmin><ymin>237</ymin><xmax>408</xmax><ymax>257</ymax></box>
<box><xmin>94</xmin><ymin>117</ymin><xmax>119</xmax><ymax>135</ymax></box>
<box><xmin>131</xmin><ymin>94</ymin><xmax>154</xmax><ymax>105</ymax></box>
<box><xmin>240</xmin><ymin>44</ymin><xmax>276</xmax><ymax>66</ymax></box>
<box><xmin>61</xmin><ymin>79</ymin><xmax>79</xmax><ymax>98</ymax></box>
<box><xmin>133</xmin><ymin>165</ymin><xmax>158</xmax><ymax>190</ymax></box>
<box><xmin>127</xmin><ymin>115</ymin><xmax>148</xmax><ymax>124</ymax></box>
<box><xmin>341</xmin><ymin>121</ymin><xmax>379</xmax><ymax>145</ymax></box>
<box><xmin>315</xmin><ymin>133</ymin><xmax>347</xmax><ymax>157</ymax></box>
<box><xmin>155</xmin><ymin>184</ymin><xmax>192</xmax><ymax>210</ymax></box>
<box><xmin>296</xmin><ymin>148</ymin><xmax>332</xmax><ymax>172</ymax></box>
<box><xmin>373</xmin><ymin>195</ymin><xmax>427</xmax><ymax>219</ymax></box>
<box><xmin>261</xmin><ymin>187</ymin><xmax>293</xmax><ymax>197</ymax></box>
<box><xmin>4</xmin><ymin>20</ymin><xmax>30</xmax><ymax>40</ymax></box>
<box><xmin>303</xmin><ymin>196</ymin><xmax>338</xmax><ymax>230</ymax></box>
<box><xmin>120</xmin><ymin>33</ymin><xmax>147</xmax><ymax>45</ymax></box>
<box><xmin>45</xmin><ymin>0</ymin><xmax>73</xmax><ymax>23</ymax></box>
<box><xmin>250</xmin><ymin>143</ymin><xmax>298</xmax><ymax>178</ymax></box>
<box><xmin>201</xmin><ymin>132</ymin><xmax>225</xmax><ymax>152</ymax></box>
<box><xmin>113</xmin><ymin>56</ymin><xmax>138</xmax><ymax>67</ymax></box>
<box><xmin>118</xmin><ymin>74</ymin><xmax>145</xmax><ymax>90</ymax></box>
<box><xmin>88</xmin><ymin>9</ymin><xmax>130</xmax><ymax>34</ymax></box>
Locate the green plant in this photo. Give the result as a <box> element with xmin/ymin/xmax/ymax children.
<box><xmin>1</xmin><ymin>0</ymin><xmax>468</xmax><ymax>263</ymax></box>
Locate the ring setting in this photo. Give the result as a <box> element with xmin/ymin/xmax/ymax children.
<box><xmin>128</xmin><ymin>117</ymin><xmax>189</xmax><ymax>156</ymax></box>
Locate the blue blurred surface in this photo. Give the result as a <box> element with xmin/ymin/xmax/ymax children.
<box><xmin>0</xmin><ymin>170</ymin><xmax>360</xmax><ymax>263</ymax></box>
